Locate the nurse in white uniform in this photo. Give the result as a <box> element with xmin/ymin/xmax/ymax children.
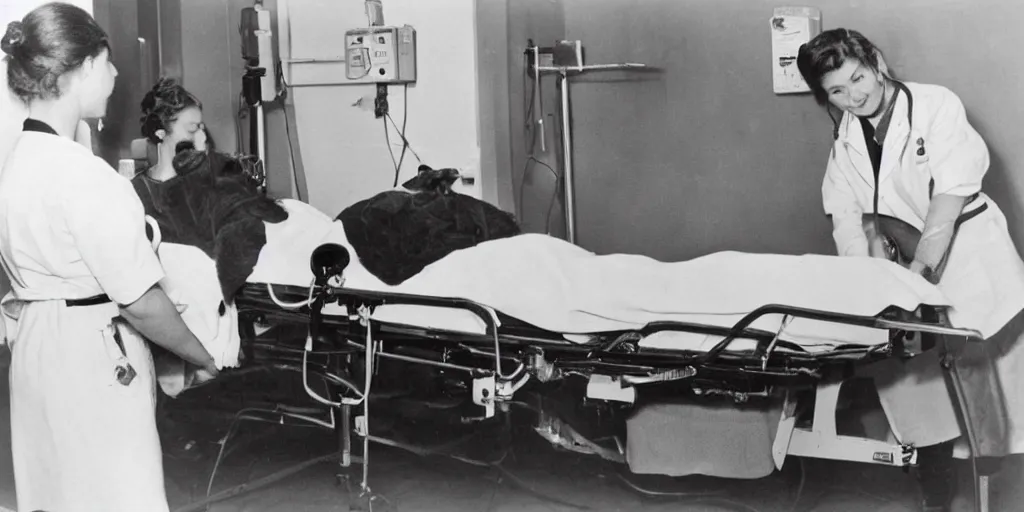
<box><xmin>0</xmin><ymin>4</ymin><xmax>220</xmax><ymax>511</ymax></box>
<box><xmin>797</xmin><ymin>28</ymin><xmax>1024</xmax><ymax>512</ymax></box>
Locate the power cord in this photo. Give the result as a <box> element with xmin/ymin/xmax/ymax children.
<box><xmin>382</xmin><ymin>86</ymin><xmax>422</xmax><ymax>187</ymax></box>
<box><xmin>235</xmin><ymin>90</ymin><xmax>247</xmax><ymax>154</ymax></box>
<box><xmin>274</xmin><ymin>62</ymin><xmax>304</xmax><ymax>202</ymax></box>
<box><xmin>516</xmin><ymin>51</ymin><xmax>561</xmax><ymax>234</ymax></box>
<box><xmin>391</xmin><ymin>85</ymin><xmax>410</xmax><ymax>186</ymax></box>
<box><xmin>386</xmin><ymin>111</ymin><xmax>421</xmax><ymax>164</ymax></box>
<box><xmin>383</xmin><ymin>116</ymin><xmax>400</xmax><ymax>187</ymax></box>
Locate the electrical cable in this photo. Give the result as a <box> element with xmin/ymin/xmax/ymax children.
<box><xmin>386</xmin><ymin>111</ymin><xmax>421</xmax><ymax>164</ymax></box>
<box><xmin>394</xmin><ymin>84</ymin><xmax>410</xmax><ymax>186</ymax></box>
<box><xmin>172</xmin><ymin>450</ymin><xmax>351</xmax><ymax>512</ymax></box>
<box><xmin>516</xmin><ymin>51</ymin><xmax>561</xmax><ymax>235</ymax></box>
<box><xmin>235</xmin><ymin>91</ymin><xmax>247</xmax><ymax>155</ymax></box>
<box><xmin>383</xmin><ymin>85</ymin><xmax>415</xmax><ymax>187</ymax></box>
<box><xmin>383</xmin><ymin>116</ymin><xmax>400</xmax><ymax>186</ymax></box>
<box><xmin>613</xmin><ymin>473</ymin><xmax>763</xmax><ymax>512</ymax></box>
<box><xmin>515</xmin><ymin>51</ymin><xmax>536</xmax><ymax>217</ymax></box>
<box><xmin>265</xmin><ymin>280</ymin><xmax>316</xmax><ymax>309</ymax></box>
<box><xmin>539</xmin><ymin>158</ymin><xmax>560</xmax><ymax>234</ymax></box>
<box><xmin>276</xmin><ymin>63</ymin><xmax>304</xmax><ymax>202</ymax></box>
<box><xmin>490</xmin><ymin>463</ymin><xmax>591</xmax><ymax>510</ymax></box>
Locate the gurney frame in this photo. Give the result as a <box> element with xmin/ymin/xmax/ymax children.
<box><xmin>223</xmin><ymin>262</ymin><xmax>988</xmax><ymax>511</ymax></box>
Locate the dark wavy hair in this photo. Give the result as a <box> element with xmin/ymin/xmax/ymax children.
<box><xmin>140</xmin><ymin>77</ymin><xmax>203</xmax><ymax>144</ymax></box>
<box><xmin>1</xmin><ymin>3</ymin><xmax>110</xmax><ymax>103</ymax></box>
<box><xmin>796</xmin><ymin>28</ymin><xmax>889</xmax><ymax>107</ymax></box>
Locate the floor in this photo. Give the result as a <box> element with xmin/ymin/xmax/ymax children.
<box><xmin>0</xmin><ymin>351</ymin><xmax>1021</xmax><ymax>512</ymax></box>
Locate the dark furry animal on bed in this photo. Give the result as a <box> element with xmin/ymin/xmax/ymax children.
<box><xmin>337</xmin><ymin>164</ymin><xmax>521</xmax><ymax>285</ymax></box>
<box><xmin>132</xmin><ymin>144</ymin><xmax>288</xmax><ymax>304</ymax></box>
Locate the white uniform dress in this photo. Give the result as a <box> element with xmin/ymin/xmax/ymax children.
<box><xmin>822</xmin><ymin>82</ymin><xmax>1024</xmax><ymax>454</ymax></box>
<box><xmin>0</xmin><ymin>120</ymin><xmax>170</xmax><ymax>511</ymax></box>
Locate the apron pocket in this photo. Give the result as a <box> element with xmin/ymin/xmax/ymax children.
<box><xmin>100</xmin><ymin>324</ymin><xmax>138</xmax><ymax>387</ymax></box>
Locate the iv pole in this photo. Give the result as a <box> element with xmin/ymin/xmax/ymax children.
<box><xmin>529</xmin><ymin>42</ymin><xmax>653</xmax><ymax>245</ymax></box>
<box><xmin>241</xmin><ymin>3</ymin><xmax>274</xmax><ymax>192</ymax></box>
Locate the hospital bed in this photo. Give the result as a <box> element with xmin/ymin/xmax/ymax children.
<box><xmin>191</xmin><ymin>241</ymin><xmax>991</xmax><ymax>512</ymax></box>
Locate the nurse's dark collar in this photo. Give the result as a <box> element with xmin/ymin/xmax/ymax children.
<box><xmin>22</xmin><ymin>118</ymin><xmax>59</xmax><ymax>136</ymax></box>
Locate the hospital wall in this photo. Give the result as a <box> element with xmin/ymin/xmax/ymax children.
<box><xmin>518</xmin><ymin>0</ymin><xmax>1024</xmax><ymax>261</ymax></box>
<box><xmin>504</xmin><ymin>0</ymin><xmax>569</xmax><ymax>237</ymax></box>
<box><xmin>261</xmin><ymin>0</ymin><xmax>486</xmax><ymax>218</ymax></box>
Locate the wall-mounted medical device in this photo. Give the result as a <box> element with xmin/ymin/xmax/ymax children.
<box><xmin>770</xmin><ymin>6</ymin><xmax>821</xmax><ymax>94</ymax></box>
<box><xmin>240</xmin><ymin>5</ymin><xmax>278</xmax><ymax>103</ymax></box>
<box><xmin>343</xmin><ymin>25</ymin><xmax>417</xmax><ymax>84</ymax></box>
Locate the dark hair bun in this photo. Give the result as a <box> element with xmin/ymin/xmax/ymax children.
<box><xmin>1</xmin><ymin>21</ymin><xmax>25</xmax><ymax>55</ymax></box>
<box><xmin>4</xmin><ymin>4</ymin><xmax>109</xmax><ymax>103</ymax></box>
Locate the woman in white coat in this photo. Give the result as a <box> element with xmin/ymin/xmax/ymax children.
<box><xmin>797</xmin><ymin>28</ymin><xmax>1024</xmax><ymax>512</ymax></box>
<box><xmin>0</xmin><ymin>4</ymin><xmax>220</xmax><ymax>511</ymax></box>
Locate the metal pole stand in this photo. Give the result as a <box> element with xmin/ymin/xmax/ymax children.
<box><xmin>528</xmin><ymin>40</ymin><xmax>657</xmax><ymax>245</ymax></box>
<box><xmin>938</xmin><ymin>334</ymin><xmax>997</xmax><ymax>512</ymax></box>
<box><xmin>241</xmin><ymin>66</ymin><xmax>268</xmax><ymax>192</ymax></box>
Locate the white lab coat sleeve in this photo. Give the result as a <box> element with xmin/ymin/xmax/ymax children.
<box><xmin>62</xmin><ymin>169</ymin><xmax>166</xmax><ymax>305</ymax></box>
<box><xmin>913</xmin><ymin>194</ymin><xmax>966</xmax><ymax>271</ymax></box>
<box><xmin>927</xmin><ymin>88</ymin><xmax>990</xmax><ymax>197</ymax></box>
<box><xmin>821</xmin><ymin>146</ymin><xmax>869</xmax><ymax>257</ymax></box>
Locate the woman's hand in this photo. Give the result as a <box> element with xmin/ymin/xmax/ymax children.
<box><xmin>192</xmin><ymin>126</ymin><xmax>208</xmax><ymax>152</ymax></box>
<box><xmin>193</xmin><ymin>358</ymin><xmax>220</xmax><ymax>384</ymax></box>
<box><xmin>909</xmin><ymin>260</ymin><xmax>928</xmax><ymax>275</ymax></box>
<box><xmin>909</xmin><ymin>259</ymin><xmax>940</xmax><ymax>284</ymax></box>
<box><xmin>867</xmin><ymin>233</ymin><xmax>890</xmax><ymax>259</ymax></box>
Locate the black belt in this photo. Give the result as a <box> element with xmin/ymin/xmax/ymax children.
<box><xmin>955</xmin><ymin>195</ymin><xmax>987</xmax><ymax>229</ymax></box>
<box><xmin>65</xmin><ymin>294</ymin><xmax>112</xmax><ymax>307</ymax></box>
<box><xmin>63</xmin><ymin>293</ymin><xmax>136</xmax><ymax>385</ymax></box>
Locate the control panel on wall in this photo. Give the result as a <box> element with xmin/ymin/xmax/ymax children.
<box><xmin>344</xmin><ymin>25</ymin><xmax>417</xmax><ymax>84</ymax></box>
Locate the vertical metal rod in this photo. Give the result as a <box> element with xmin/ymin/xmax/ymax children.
<box><xmin>361</xmin><ymin>337</ymin><xmax>372</xmax><ymax>492</ymax></box>
<box><xmin>559</xmin><ymin>72</ymin><xmax>576</xmax><ymax>244</ymax></box>
<box><xmin>340</xmin><ymin>405</ymin><xmax>351</xmax><ymax>468</ymax></box>
<box><xmin>979</xmin><ymin>475</ymin><xmax>990</xmax><ymax>512</ymax></box>
<box><xmin>256</xmin><ymin>103</ymin><xmax>267</xmax><ymax>165</ymax></box>
<box><xmin>138</xmin><ymin>38</ymin><xmax>151</xmax><ymax>91</ymax></box>
<box><xmin>534</xmin><ymin>47</ymin><xmax>545</xmax><ymax>153</ymax></box>
<box><xmin>156</xmin><ymin>0</ymin><xmax>163</xmax><ymax>72</ymax></box>
<box><xmin>337</xmin><ymin>352</ymin><xmax>352</xmax><ymax>474</ymax></box>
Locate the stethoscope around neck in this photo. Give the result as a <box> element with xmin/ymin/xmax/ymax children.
<box><xmin>829</xmin><ymin>79</ymin><xmax>930</xmax><ymax>264</ymax></box>
<box><xmin>830</xmin><ymin>79</ymin><xmax>916</xmax><ymax>146</ymax></box>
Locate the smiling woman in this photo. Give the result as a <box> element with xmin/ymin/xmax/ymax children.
<box><xmin>798</xmin><ymin>28</ymin><xmax>1024</xmax><ymax>512</ymax></box>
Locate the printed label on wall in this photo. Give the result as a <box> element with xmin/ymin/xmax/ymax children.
<box><xmin>770</xmin><ymin>7</ymin><xmax>822</xmax><ymax>95</ymax></box>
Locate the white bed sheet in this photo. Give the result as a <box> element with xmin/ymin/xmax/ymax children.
<box><xmin>248</xmin><ymin>199</ymin><xmax>917</xmax><ymax>354</ymax></box>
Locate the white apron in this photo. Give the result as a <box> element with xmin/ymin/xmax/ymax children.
<box><xmin>0</xmin><ymin>126</ymin><xmax>170</xmax><ymax>511</ymax></box>
<box><xmin>821</xmin><ymin>82</ymin><xmax>1024</xmax><ymax>453</ymax></box>
<box><xmin>5</xmin><ymin>299</ymin><xmax>167</xmax><ymax>512</ymax></box>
